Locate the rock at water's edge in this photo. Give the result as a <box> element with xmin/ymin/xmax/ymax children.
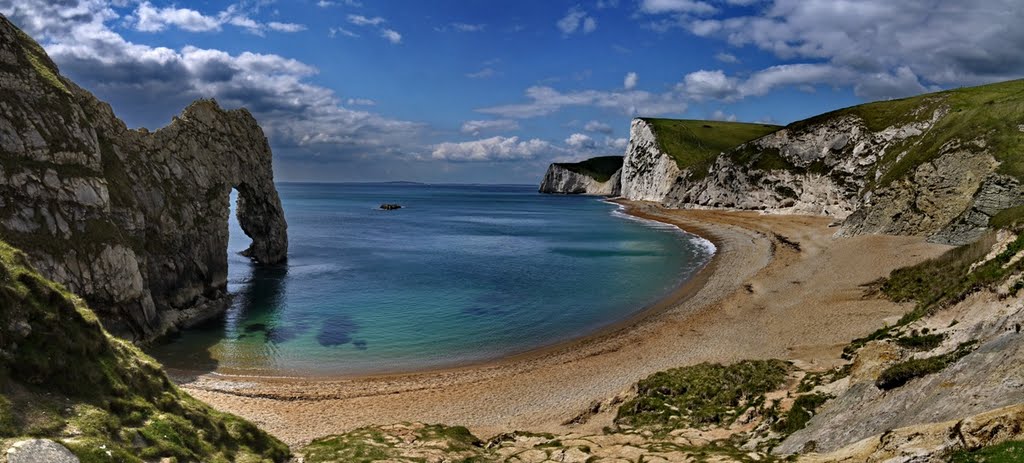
<box><xmin>0</xmin><ymin>15</ymin><xmax>288</xmax><ymax>341</ymax></box>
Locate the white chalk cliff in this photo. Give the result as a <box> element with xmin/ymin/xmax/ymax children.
<box><xmin>613</xmin><ymin>97</ymin><xmax>1024</xmax><ymax>245</ymax></box>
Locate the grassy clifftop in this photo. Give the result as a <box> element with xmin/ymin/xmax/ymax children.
<box><xmin>641</xmin><ymin>118</ymin><xmax>781</xmax><ymax>179</ymax></box>
<box><xmin>793</xmin><ymin>79</ymin><xmax>1024</xmax><ymax>188</ymax></box>
<box><xmin>0</xmin><ymin>240</ymin><xmax>289</xmax><ymax>462</ymax></box>
<box><xmin>553</xmin><ymin>155</ymin><xmax>623</xmax><ymax>182</ymax></box>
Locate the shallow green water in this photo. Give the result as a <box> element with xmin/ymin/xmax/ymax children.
<box><xmin>148</xmin><ymin>183</ymin><xmax>712</xmax><ymax>376</ymax></box>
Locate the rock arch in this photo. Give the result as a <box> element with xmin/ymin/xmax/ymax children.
<box><xmin>0</xmin><ymin>17</ymin><xmax>288</xmax><ymax>340</ymax></box>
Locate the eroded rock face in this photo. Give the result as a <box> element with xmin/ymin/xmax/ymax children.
<box><xmin>777</xmin><ymin>266</ymin><xmax>1024</xmax><ymax>455</ymax></box>
<box><xmin>538</xmin><ymin>164</ymin><xmax>621</xmax><ymax>196</ymax></box>
<box><xmin>0</xmin><ymin>15</ymin><xmax>287</xmax><ymax>340</ymax></box>
<box><xmin>620</xmin><ymin>118</ymin><xmax>681</xmax><ymax>202</ymax></box>
<box><xmin>617</xmin><ymin>103</ymin><xmax>1024</xmax><ymax>243</ymax></box>
<box><xmin>799</xmin><ymin>403</ymin><xmax>1024</xmax><ymax>462</ymax></box>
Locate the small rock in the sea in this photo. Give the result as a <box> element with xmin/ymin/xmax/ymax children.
<box><xmin>380</xmin><ymin>203</ymin><xmax>402</xmax><ymax>210</ymax></box>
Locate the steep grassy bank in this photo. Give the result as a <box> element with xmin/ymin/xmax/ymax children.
<box><xmin>0</xmin><ymin>240</ymin><xmax>289</xmax><ymax>462</ymax></box>
<box><xmin>640</xmin><ymin>118</ymin><xmax>780</xmax><ymax>180</ymax></box>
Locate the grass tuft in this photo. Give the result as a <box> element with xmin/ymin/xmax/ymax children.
<box><xmin>950</xmin><ymin>440</ymin><xmax>1024</xmax><ymax>462</ymax></box>
<box><xmin>770</xmin><ymin>393</ymin><xmax>831</xmax><ymax>435</ymax></box>
<box><xmin>875</xmin><ymin>341</ymin><xmax>977</xmax><ymax>390</ymax></box>
<box><xmin>615</xmin><ymin>360</ymin><xmax>790</xmax><ymax>431</ymax></box>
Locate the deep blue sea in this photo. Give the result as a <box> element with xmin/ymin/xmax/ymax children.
<box><xmin>148</xmin><ymin>183</ymin><xmax>713</xmax><ymax>376</ymax></box>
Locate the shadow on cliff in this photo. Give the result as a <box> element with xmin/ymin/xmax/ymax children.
<box><xmin>148</xmin><ymin>263</ymin><xmax>290</xmax><ymax>383</ymax></box>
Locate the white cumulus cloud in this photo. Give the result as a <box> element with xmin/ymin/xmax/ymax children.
<box><xmin>565</xmin><ymin>133</ymin><xmax>596</xmax><ymax>150</ymax></box>
<box><xmin>478</xmin><ymin>85</ymin><xmax>686</xmax><ymax>119</ymax></box>
<box><xmin>557</xmin><ymin>7</ymin><xmax>598</xmax><ymax>35</ymax></box>
<box><xmin>624</xmin><ymin>72</ymin><xmax>638</xmax><ymax>90</ymax></box>
<box><xmin>584</xmin><ymin>120</ymin><xmax>614</xmax><ymax>133</ymax></box>
<box><xmin>432</xmin><ymin>136</ymin><xmax>554</xmax><ymax>162</ymax></box>
<box><xmin>460</xmin><ymin>119</ymin><xmax>520</xmax><ymax>135</ymax></box>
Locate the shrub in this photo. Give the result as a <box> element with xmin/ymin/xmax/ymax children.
<box><xmin>895</xmin><ymin>333</ymin><xmax>945</xmax><ymax>351</ymax></box>
<box><xmin>616</xmin><ymin>360</ymin><xmax>789</xmax><ymax>431</ymax></box>
<box><xmin>771</xmin><ymin>393</ymin><xmax>832</xmax><ymax>435</ymax></box>
<box><xmin>876</xmin><ymin>342</ymin><xmax>977</xmax><ymax>390</ymax></box>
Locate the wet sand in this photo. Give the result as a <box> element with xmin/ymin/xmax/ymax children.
<box><xmin>177</xmin><ymin>202</ymin><xmax>950</xmax><ymax>446</ymax></box>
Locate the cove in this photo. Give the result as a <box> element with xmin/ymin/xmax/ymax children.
<box><xmin>148</xmin><ymin>183</ymin><xmax>713</xmax><ymax>376</ymax></box>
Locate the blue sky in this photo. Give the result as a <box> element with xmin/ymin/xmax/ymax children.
<box><xmin>3</xmin><ymin>1</ymin><xmax>1023</xmax><ymax>183</ymax></box>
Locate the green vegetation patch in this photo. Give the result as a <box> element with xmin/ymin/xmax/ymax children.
<box><xmin>640</xmin><ymin>118</ymin><xmax>780</xmax><ymax>180</ymax></box>
<box><xmin>0</xmin><ymin>240</ymin><xmax>289</xmax><ymax>462</ymax></box>
<box><xmin>770</xmin><ymin>393</ymin><xmax>832</xmax><ymax>435</ymax></box>
<box><xmin>895</xmin><ymin>332</ymin><xmax>945</xmax><ymax>351</ymax></box>
<box><xmin>797</xmin><ymin>365</ymin><xmax>852</xmax><ymax>393</ymax></box>
<box><xmin>881</xmin><ymin>230</ymin><xmax>1024</xmax><ymax>324</ymax></box>
<box><xmin>950</xmin><ymin>440</ymin><xmax>1024</xmax><ymax>462</ymax></box>
<box><xmin>801</xmin><ymin>80</ymin><xmax>1024</xmax><ymax>188</ymax></box>
<box><xmin>875</xmin><ymin>341</ymin><xmax>977</xmax><ymax>390</ymax></box>
<box><xmin>13</xmin><ymin>26</ymin><xmax>70</xmax><ymax>95</ymax></box>
<box><xmin>303</xmin><ymin>424</ymin><xmax>484</xmax><ymax>463</ymax></box>
<box><xmin>990</xmin><ymin>205</ymin><xmax>1024</xmax><ymax>230</ymax></box>
<box><xmin>615</xmin><ymin>360</ymin><xmax>790</xmax><ymax>431</ymax></box>
<box><xmin>554</xmin><ymin>155</ymin><xmax>624</xmax><ymax>182</ymax></box>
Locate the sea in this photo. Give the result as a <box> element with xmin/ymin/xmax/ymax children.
<box><xmin>147</xmin><ymin>183</ymin><xmax>714</xmax><ymax>376</ymax></box>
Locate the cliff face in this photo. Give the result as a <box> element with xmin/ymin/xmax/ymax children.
<box><xmin>539</xmin><ymin>164</ymin><xmax>621</xmax><ymax>195</ymax></box>
<box><xmin>538</xmin><ymin>155</ymin><xmax>623</xmax><ymax>196</ymax></box>
<box><xmin>620</xmin><ymin>119</ymin><xmax>682</xmax><ymax>201</ymax></box>
<box><xmin>0</xmin><ymin>16</ymin><xmax>287</xmax><ymax>340</ymax></box>
<box><xmin>619</xmin><ymin>82</ymin><xmax>1024</xmax><ymax>244</ymax></box>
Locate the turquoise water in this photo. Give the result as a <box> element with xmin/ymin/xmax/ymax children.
<box><xmin>148</xmin><ymin>183</ymin><xmax>713</xmax><ymax>376</ymax></box>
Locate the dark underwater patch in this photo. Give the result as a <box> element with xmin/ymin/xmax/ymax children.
<box><xmin>316</xmin><ymin>314</ymin><xmax>360</xmax><ymax>347</ymax></box>
<box><xmin>353</xmin><ymin>339</ymin><xmax>368</xmax><ymax>350</ymax></box>
<box><xmin>266</xmin><ymin>325</ymin><xmax>303</xmax><ymax>344</ymax></box>
<box><xmin>244</xmin><ymin>323</ymin><xmax>268</xmax><ymax>333</ymax></box>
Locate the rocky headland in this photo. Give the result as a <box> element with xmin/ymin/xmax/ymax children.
<box><xmin>544</xmin><ymin>84</ymin><xmax>1024</xmax><ymax>246</ymax></box>
<box><xmin>538</xmin><ymin>155</ymin><xmax>623</xmax><ymax>195</ymax></box>
<box><xmin>0</xmin><ymin>16</ymin><xmax>287</xmax><ymax>341</ymax></box>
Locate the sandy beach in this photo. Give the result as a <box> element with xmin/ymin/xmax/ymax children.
<box><xmin>177</xmin><ymin>202</ymin><xmax>950</xmax><ymax>446</ymax></box>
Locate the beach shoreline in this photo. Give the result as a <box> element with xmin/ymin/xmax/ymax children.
<box><xmin>178</xmin><ymin>202</ymin><xmax>951</xmax><ymax>446</ymax></box>
<box><xmin>165</xmin><ymin>199</ymin><xmax>723</xmax><ymax>382</ymax></box>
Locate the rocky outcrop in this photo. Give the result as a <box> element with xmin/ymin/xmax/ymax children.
<box><xmin>619</xmin><ymin>84</ymin><xmax>1024</xmax><ymax>244</ymax></box>
<box><xmin>538</xmin><ymin>163</ymin><xmax>621</xmax><ymax>195</ymax></box>
<box><xmin>0</xmin><ymin>15</ymin><xmax>287</xmax><ymax>340</ymax></box>
<box><xmin>776</xmin><ymin>231</ymin><xmax>1024</xmax><ymax>456</ymax></box>
<box><xmin>0</xmin><ymin>239</ymin><xmax>290</xmax><ymax>461</ymax></box>
<box><xmin>660</xmin><ymin>115</ymin><xmax>869</xmax><ymax>217</ymax></box>
<box><xmin>800</xmin><ymin>403</ymin><xmax>1024</xmax><ymax>462</ymax></box>
<box><xmin>620</xmin><ymin>119</ymin><xmax>681</xmax><ymax>201</ymax></box>
<box><xmin>6</xmin><ymin>440</ymin><xmax>79</xmax><ymax>463</ymax></box>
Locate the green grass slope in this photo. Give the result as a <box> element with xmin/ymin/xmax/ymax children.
<box><xmin>0</xmin><ymin>240</ymin><xmax>289</xmax><ymax>462</ymax></box>
<box><xmin>553</xmin><ymin>155</ymin><xmax>623</xmax><ymax>182</ymax></box>
<box><xmin>789</xmin><ymin>79</ymin><xmax>1024</xmax><ymax>188</ymax></box>
<box><xmin>640</xmin><ymin>118</ymin><xmax>781</xmax><ymax>180</ymax></box>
